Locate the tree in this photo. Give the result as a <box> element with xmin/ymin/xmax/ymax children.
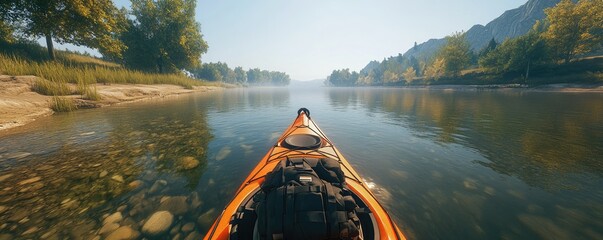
<box><xmin>213</xmin><ymin>62</ymin><xmax>235</xmax><ymax>83</ymax></box>
<box><xmin>2</xmin><ymin>0</ymin><xmax>126</xmax><ymax>60</ymax></box>
<box><xmin>409</xmin><ymin>56</ymin><xmax>420</xmax><ymax>76</ymax></box>
<box><xmin>260</xmin><ymin>70</ymin><xmax>271</xmax><ymax>85</ymax></box>
<box><xmin>357</xmin><ymin>70</ymin><xmax>375</xmax><ymax>86</ymax></box>
<box><xmin>0</xmin><ymin>20</ymin><xmax>13</xmax><ymax>43</ymax></box>
<box><xmin>479</xmin><ymin>38</ymin><xmax>498</xmax><ymax>58</ymax></box>
<box><xmin>327</xmin><ymin>69</ymin><xmax>358</xmax><ymax>86</ymax></box>
<box><xmin>234</xmin><ymin>67</ymin><xmax>247</xmax><ymax>84</ymax></box>
<box><xmin>402</xmin><ymin>67</ymin><xmax>417</xmax><ymax>83</ymax></box>
<box><xmin>270</xmin><ymin>71</ymin><xmax>291</xmax><ymax>86</ymax></box>
<box><xmin>247</xmin><ymin>68</ymin><xmax>261</xmax><ymax>85</ymax></box>
<box><xmin>424</xmin><ymin>58</ymin><xmax>445</xmax><ymax>80</ymax></box>
<box><xmin>543</xmin><ymin>0</ymin><xmax>603</xmax><ymax>63</ymax></box>
<box><xmin>122</xmin><ymin>0</ymin><xmax>208</xmax><ymax>73</ymax></box>
<box><xmin>437</xmin><ymin>32</ymin><xmax>472</xmax><ymax>75</ymax></box>
<box><xmin>382</xmin><ymin>70</ymin><xmax>399</xmax><ymax>84</ymax></box>
<box><xmin>193</xmin><ymin>63</ymin><xmax>222</xmax><ymax>81</ymax></box>
<box><xmin>479</xmin><ymin>22</ymin><xmax>548</xmax><ymax>77</ymax></box>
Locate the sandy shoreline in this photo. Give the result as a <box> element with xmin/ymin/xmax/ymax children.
<box><xmin>0</xmin><ymin>75</ymin><xmax>221</xmax><ymax>132</ymax></box>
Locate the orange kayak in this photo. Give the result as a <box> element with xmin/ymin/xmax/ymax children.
<box><xmin>204</xmin><ymin>108</ymin><xmax>406</xmax><ymax>240</ymax></box>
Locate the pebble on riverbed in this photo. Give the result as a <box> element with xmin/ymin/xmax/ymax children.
<box><xmin>127</xmin><ymin>180</ymin><xmax>144</xmax><ymax>189</ymax></box>
<box><xmin>111</xmin><ymin>175</ymin><xmax>125</xmax><ymax>183</ymax></box>
<box><xmin>105</xmin><ymin>226</ymin><xmax>140</xmax><ymax>240</ymax></box>
<box><xmin>103</xmin><ymin>212</ymin><xmax>123</xmax><ymax>225</ymax></box>
<box><xmin>158</xmin><ymin>196</ymin><xmax>189</xmax><ymax>216</ymax></box>
<box><xmin>141</xmin><ymin>211</ymin><xmax>174</xmax><ymax>236</ymax></box>
<box><xmin>18</xmin><ymin>176</ymin><xmax>41</xmax><ymax>185</ymax></box>
<box><xmin>148</xmin><ymin>179</ymin><xmax>168</xmax><ymax>194</ymax></box>
<box><xmin>176</xmin><ymin>156</ymin><xmax>200</xmax><ymax>170</ymax></box>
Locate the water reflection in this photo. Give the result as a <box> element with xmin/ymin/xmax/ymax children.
<box><xmin>327</xmin><ymin>88</ymin><xmax>603</xmax><ymax>239</ymax></box>
<box><xmin>327</xmin><ymin>88</ymin><xmax>603</xmax><ymax>188</ymax></box>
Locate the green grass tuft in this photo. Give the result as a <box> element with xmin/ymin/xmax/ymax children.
<box><xmin>32</xmin><ymin>78</ymin><xmax>72</xmax><ymax>96</ymax></box>
<box><xmin>83</xmin><ymin>85</ymin><xmax>102</xmax><ymax>101</ymax></box>
<box><xmin>51</xmin><ymin>96</ymin><xmax>77</xmax><ymax>112</ymax></box>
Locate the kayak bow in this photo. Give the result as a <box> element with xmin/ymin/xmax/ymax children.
<box><xmin>204</xmin><ymin>108</ymin><xmax>405</xmax><ymax>240</ymax></box>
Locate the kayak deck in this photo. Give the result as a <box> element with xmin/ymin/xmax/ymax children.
<box><xmin>204</xmin><ymin>108</ymin><xmax>405</xmax><ymax>240</ymax></box>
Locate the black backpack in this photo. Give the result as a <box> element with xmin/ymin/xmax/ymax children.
<box><xmin>254</xmin><ymin>157</ymin><xmax>361</xmax><ymax>240</ymax></box>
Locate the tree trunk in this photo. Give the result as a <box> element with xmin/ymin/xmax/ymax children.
<box><xmin>157</xmin><ymin>54</ymin><xmax>164</xmax><ymax>73</ymax></box>
<box><xmin>45</xmin><ymin>32</ymin><xmax>55</xmax><ymax>60</ymax></box>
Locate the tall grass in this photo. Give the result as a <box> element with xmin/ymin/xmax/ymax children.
<box><xmin>51</xmin><ymin>96</ymin><xmax>77</xmax><ymax>112</ymax></box>
<box><xmin>0</xmin><ymin>53</ymin><xmax>217</xmax><ymax>90</ymax></box>
<box><xmin>32</xmin><ymin>78</ymin><xmax>72</xmax><ymax>96</ymax></box>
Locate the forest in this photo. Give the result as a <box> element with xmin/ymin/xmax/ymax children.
<box><xmin>327</xmin><ymin>0</ymin><xmax>603</xmax><ymax>86</ymax></box>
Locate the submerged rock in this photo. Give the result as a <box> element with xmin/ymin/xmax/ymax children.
<box><xmin>148</xmin><ymin>180</ymin><xmax>167</xmax><ymax>194</ymax></box>
<box><xmin>181</xmin><ymin>222</ymin><xmax>195</xmax><ymax>232</ymax></box>
<box><xmin>215</xmin><ymin>147</ymin><xmax>231</xmax><ymax>161</ymax></box>
<box><xmin>98</xmin><ymin>222</ymin><xmax>119</xmax><ymax>236</ymax></box>
<box><xmin>18</xmin><ymin>176</ymin><xmax>41</xmax><ymax>185</ymax></box>
<box><xmin>183</xmin><ymin>231</ymin><xmax>200</xmax><ymax>240</ymax></box>
<box><xmin>103</xmin><ymin>212</ymin><xmax>123</xmax><ymax>225</ymax></box>
<box><xmin>21</xmin><ymin>226</ymin><xmax>39</xmax><ymax>235</ymax></box>
<box><xmin>111</xmin><ymin>175</ymin><xmax>124</xmax><ymax>183</ymax></box>
<box><xmin>158</xmin><ymin>196</ymin><xmax>189</xmax><ymax>216</ymax></box>
<box><xmin>189</xmin><ymin>191</ymin><xmax>202</xmax><ymax>209</ymax></box>
<box><xmin>196</xmin><ymin>208</ymin><xmax>216</xmax><ymax>228</ymax></box>
<box><xmin>99</xmin><ymin>170</ymin><xmax>108</xmax><ymax>178</ymax></box>
<box><xmin>142</xmin><ymin>211</ymin><xmax>174</xmax><ymax>236</ymax></box>
<box><xmin>105</xmin><ymin>226</ymin><xmax>140</xmax><ymax>240</ymax></box>
<box><xmin>40</xmin><ymin>229</ymin><xmax>59</xmax><ymax>239</ymax></box>
<box><xmin>127</xmin><ymin>180</ymin><xmax>143</xmax><ymax>190</ymax></box>
<box><xmin>0</xmin><ymin>174</ymin><xmax>14</xmax><ymax>182</ymax></box>
<box><xmin>176</xmin><ymin>156</ymin><xmax>200</xmax><ymax>170</ymax></box>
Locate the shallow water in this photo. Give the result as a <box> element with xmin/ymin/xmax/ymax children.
<box><xmin>1</xmin><ymin>87</ymin><xmax>602</xmax><ymax>239</ymax></box>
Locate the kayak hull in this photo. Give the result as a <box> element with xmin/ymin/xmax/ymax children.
<box><xmin>204</xmin><ymin>109</ymin><xmax>405</xmax><ymax>240</ymax></box>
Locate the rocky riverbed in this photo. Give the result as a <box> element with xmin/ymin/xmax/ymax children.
<box><xmin>0</xmin><ymin>114</ymin><xmax>217</xmax><ymax>239</ymax></box>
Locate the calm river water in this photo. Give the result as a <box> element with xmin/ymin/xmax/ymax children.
<box><xmin>1</xmin><ymin>87</ymin><xmax>602</xmax><ymax>239</ymax></box>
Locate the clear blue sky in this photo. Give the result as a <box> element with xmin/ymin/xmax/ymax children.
<box><xmin>47</xmin><ymin>0</ymin><xmax>527</xmax><ymax>80</ymax></box>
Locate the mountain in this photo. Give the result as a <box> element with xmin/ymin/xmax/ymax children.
<box><xmin>402</xmin><ymin>0</ymin><xmax>560</xmax><ymax>61</ymax></box>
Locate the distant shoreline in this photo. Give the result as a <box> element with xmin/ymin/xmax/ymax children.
<box><xmin>392</xmin><ymin>83</ymin><xmax>603</xmax><ymax>92</ymax></box>
<box><xmin>0</xmin><ymin>75</ymin><xmax>221</xmax><ymax>133</ymax></box>
<box><xmin>325</xmin><ymin>83</ymin><xmax>603</xmax><ymax>92</ymax></box>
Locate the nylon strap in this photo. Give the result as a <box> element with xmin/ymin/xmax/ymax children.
<box><xmin>284</xmin><ymin>185</ymin><xmax>295</xmax><ymax>236</ymax></box>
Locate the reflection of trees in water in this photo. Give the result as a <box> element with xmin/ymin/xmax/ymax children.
<box><xmin>328</xmin><ymin>88</ymin><xmax>603</xmax><ymax>189</ymax></box>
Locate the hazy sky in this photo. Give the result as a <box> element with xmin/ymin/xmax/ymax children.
<box><xmin>48</xmin><ymin>0</ymin><xmax>527</xmax><ymax>80</ymax></box>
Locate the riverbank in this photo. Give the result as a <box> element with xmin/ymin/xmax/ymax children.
<box><xmin>0</xmin><ymin>75</ymin><xmax>221</xmax><ymax>131</ymax></box>
<box><xmin>405</xmin><ymin>83</ymin><xmax>603</xmax><ymax>92</ymax></box>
